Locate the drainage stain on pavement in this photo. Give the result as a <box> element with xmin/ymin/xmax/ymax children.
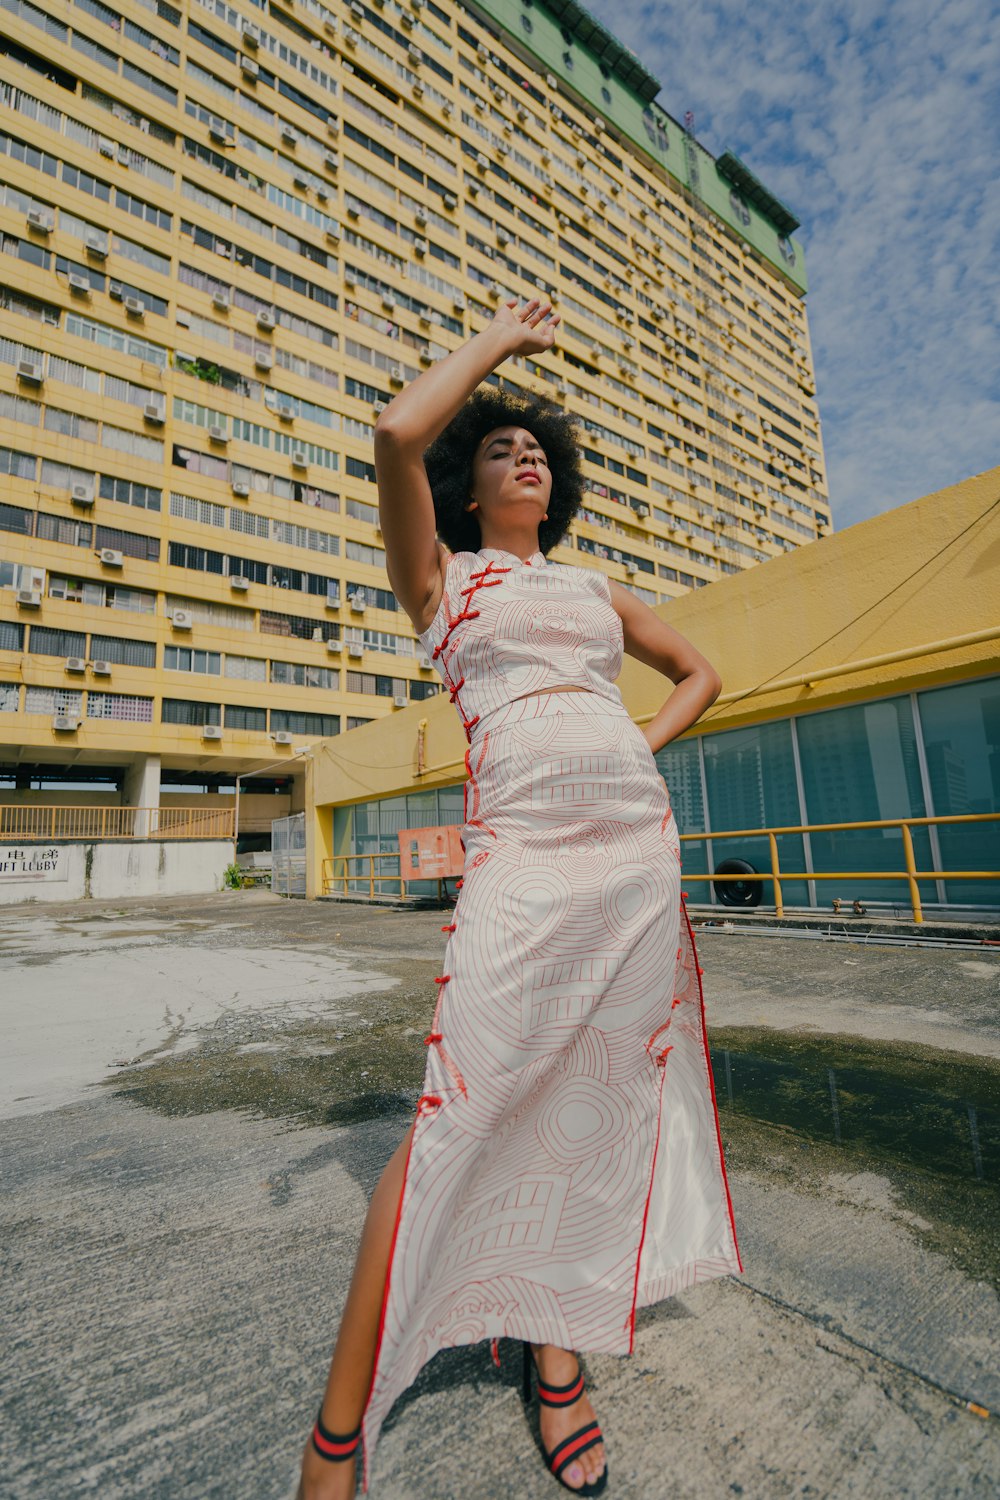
<box><xmin>710</xmin><ymin>1026</ymin><xmax>1000</xmax><ymax>1291</ymax></box>
<box><xmin>105</xmin><ymin>971</ymin><xmax>434</xmax><ymax>1127</ymax></box>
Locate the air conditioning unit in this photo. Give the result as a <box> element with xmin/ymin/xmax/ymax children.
<box><xmin>372</xmin><ymin>401</ymin><xmax>387</xmax><ymax>416</ymax></box>
<box><xmin>208</xmin><ymin>424</ymin><xmax>228</xmax><ymax>443</ymax></box>
<box><xmin>476</xmin><ymin>151</ymin><xmax>488</xmax><ymax>169</ymax></box>
<box><xmin>230</xmin><ymin>576</ymin><xmax>250</xmax><ymax>591</ymax></box>
<box><xmin>416</xmin><ymin>654</ymin><xmax>432</xmax><ymax>671</ymax></box>
<box><xmin>392</xmin><ymin>694</ymin><xmax>408</xmax><ymax>708</ymax></box>
<box><xmin>16</xmin><ymin>359</ymin><xmax>43</xmax><ymax>384</ymax></box>
<box><xmin>231</xmin><ymin>480</ymin><xmax>250</xmax><ymax>498</ymax></box>
<box><xmin>64</xmin><ymin>657</ymin><xmax>87</xmax><ymax>674</ymax></box>
<box><xmin>414</xmin><ymin>238</ymin><xmax>427</xmax><ymax>257</ymax></box>
<box><xmin>325</xmin><ymin>222</ymin><xmax>342</xmax><ymax>244</ymax></box>
<box><xmin>98</xmin><ymin>136</ymin><xmax>115</xmax><ymax>156</ymax></box>
<box><xmin>85</xmin><ymin>234</ymin><xmax>107</xmax><ymax>257</ymax></box>
<box><xmin>99</xmin><ymin>548</ymin><xmax>123</xmax><ymax>567</ymax></box>
<box><xmin>53</xmin><ymin>714</ymin><xmax>80</xmax><ymax>732</ymax></box>
<box><xmin>291</xmin><ymin>450</ymin><xmax>308</xmax><ymax>468</ymax></box>
<box><xmin>240</xmin><ymin>54</ymin><xmax>259</xmax><ymax>78</ymax></box>
<box><xmin>70</xmin><ymin>484</ymin><xmax>93</xmax><ymax>506</ymax></box>
<box><xmin>254</xmin><ymin>350</ymin><xmax>273</xmax><ymax>371</ymax></box>
<box><xmin>325</xmin><ymin>638</ymin><xmax>342</xmax><ymax>654</ymax></box>
<box><xmin>347</xmin><ymin>643</ymin><xmax>364</xmax><ymax>657</ymax></box>
<box><xmin>635</xmin><ymin>502</ymin><xmax>650</xmax><ymax>518</ymax></box>
<box><xmin>202</xmin><ymin>725</ymin><xmax>223</xmax><ymax>740</ymax></box>
<box><xmin>212</xmin><ymin>289</ymin><xmax>231</xmax><ymax>311</ymax></box>
<box><xmin>388</xmin><ymin>365</ymin><xmax>404</xmax><ymax>386</ymax></box>
<box><xmin>281</xmin><ymin>124</ymin><xmax>299</xmax><ymax>145</ymax></box>
<box><xmin>67</xmin><ymin>273</ymin><xmax>91</xmax><ymax>295</ymax></box>
<box><xmin>123</xmin><ymin>296</ymin><xmax>144</xmax><ymax>316</ymax></box>
<box><xmin>27</xmin><ymin>208</ymin><xmax>54</xmax><ymax>232</ymax></box>
<box><xmin>293</xmin><ymin>171</ymin><xmax>309</xmax><ymax>190</ymax></box>
<box><xmin>625</xmin><ymin>561</ymin><xmax>638</xmax><ymax>576</ymax></box>
<box><xmin>209</xmin><ymin>122</ymin><xmax>229</xmax><ymax>145</ymax></box>
<box><xmin>242</xmin><ymin>21</ymin><xmax>260</xmax><ymax>47</ymax></box>
<box><xmin>348</xmin><ymin>593</ymin><xmax>365</xmax><ymax>612</ymax></box>
<box><xmin>170</xmin><ymin>609</ymin><xmax>193</xmax><ymax>629</ymax></box>
<box><xmin>324</xmin><ymin>152</ymin><xmax>339</xmax><ymax>174</ymax></box>
<box><xmin>257</xmin><ymin>309</ymin><xmax>276</xmax><ymax>330</ymax></box>
<box><xmin>143</xmin><ymin>403</ymin><xmax>165</xmax><ymax>425</ymax></box>
<box><xmin>443</xmin><ymin>193</ymin><xmax>456</xmax><ymax>210</ymax></box>
<box><xmin>91</xmin><ymin>659</ymin><xmax>112</xmax><ymax>676</ymax></box>
<box><xmin>271</xmin><ymin>730</ymin><xmax>294</xmax><ymax>745</ymax></box>
<box><xmin>16</xmin><ymin>589</ymin><xmax>41</xmax><ymax>608</ymax></box>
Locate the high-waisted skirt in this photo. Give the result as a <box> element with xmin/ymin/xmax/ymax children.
<box><xmin>359</xmin><ymin>689</ymin><xmax>743</xmax><ymax>1489</ymax></box>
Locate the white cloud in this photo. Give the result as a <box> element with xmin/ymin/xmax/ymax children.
<box><xmin>587</xmin><ymin>0</ymin><xmax>1000</xmax><ymax>526</ymax></box>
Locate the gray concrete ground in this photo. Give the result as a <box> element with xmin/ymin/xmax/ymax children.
<box><xmin>1</xmin><ymin>891</ymin><xmax>998</xmax><ymax>1499</ymax></box>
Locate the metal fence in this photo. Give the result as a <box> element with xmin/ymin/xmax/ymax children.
<box><xmin>0</xmin><ymin>805</ymin><xmax>235</xmax><ymax>841</ymax></box>
<box><xmin>271</xmin><ymin>812</ymin><xmax>306</xmax><ymax>896</ymax></box>
<box><xmin>322</xmin><ymin>810</ymin><xmax>1000</xmax><ymax>923</ymax></box>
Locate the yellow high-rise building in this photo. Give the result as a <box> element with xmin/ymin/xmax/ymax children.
<box><xmin>0</xmin><ymin>0</ymin><xmax>828</xmax><ymax>815</ymax></box>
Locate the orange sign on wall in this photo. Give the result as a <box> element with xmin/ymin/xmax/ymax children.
<box><xmin>398</xmin><ymin>824</ymin><xmax>465</xmax><ymax>882</ymax></box>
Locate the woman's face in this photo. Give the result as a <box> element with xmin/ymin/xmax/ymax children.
<box><xmin>466</xmin><ymin>426</ymin><xmax>551</xmax><ymax>531</ymax></box>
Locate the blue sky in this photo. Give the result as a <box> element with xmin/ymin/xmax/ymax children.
<box><xmin>586</xmin><ymin>0</ymin><xmax>1000</xmax><ymax>529</ymax></box>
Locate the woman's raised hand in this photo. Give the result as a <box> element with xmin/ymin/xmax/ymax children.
<box><xmin>491</xmin><ymin>296</ymin><xmax>561</xmax><ymax>357</ymax></box>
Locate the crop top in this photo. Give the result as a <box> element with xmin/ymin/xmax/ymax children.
<box><xmin>416</xmin><ymin>545</ymin><xmax>625</xmax><ymax>744</ymax></box>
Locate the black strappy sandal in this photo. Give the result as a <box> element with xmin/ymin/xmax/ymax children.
<box><xmin>309</xmin><ymin>1409</ymin><xmax>362</xmax><ymax>1466</ymax></box>
<box><xmin>522</xmin><ymin>1341</ymin><xmax>609</xmax><ymax>1496</ymax></box>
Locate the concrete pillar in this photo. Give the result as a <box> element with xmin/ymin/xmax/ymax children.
<box><xmin>123</xmin><ymin>755</ymin><xmax>161</xmax><ymax>838</ymax></box>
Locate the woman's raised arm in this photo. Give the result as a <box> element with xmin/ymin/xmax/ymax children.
<box><xmin>373</xmin><ymin>299</ymin><xmax>558</xmax><ymax>623</ymax></box>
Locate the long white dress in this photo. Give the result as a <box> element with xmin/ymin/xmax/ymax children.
<box><xmin>357</xmin><ymin>545</ymin><xmax>743</xmax><ymax>1490</ymax></box>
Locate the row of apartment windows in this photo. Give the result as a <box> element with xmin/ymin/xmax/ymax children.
<box><xmin>0</xmin><ymin>675</ymin><xmax>436</xmax><ymax>726</ymax></box>
<box><xmin>0</xmin><ymin>620</ymin><xmax>442</xmax><ymax>694</ymax></box>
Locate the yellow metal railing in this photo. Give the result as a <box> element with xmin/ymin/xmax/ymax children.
<box><xmin>322</xmin><ymin>811</ymin><xmax>1000</xmax><ymax>924</ymax></box>
<box><xmin>0</xmin><ymin>805</ymin><xmax>236</xmax><ymax>841</ymax></box>
<box><xmin>322</xmin><ymin>852</ymin><xmax>451</xmax><ymax>904</ymax></box>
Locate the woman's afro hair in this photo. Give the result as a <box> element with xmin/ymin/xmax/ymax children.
<box><xmin>422</xmin><ymin>385</ymin><xmax>586</xmax><ymax>558</ymax></box>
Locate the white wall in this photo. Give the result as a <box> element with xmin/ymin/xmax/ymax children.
<box><xmin>0</xmin><ymin>841</ymin><xmax>232</xmax><ymax>906</ymax></box>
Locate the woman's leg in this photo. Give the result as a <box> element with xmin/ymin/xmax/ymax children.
<box><xmin>297</xmin><ymin>1122</ymin><xmax>606</xmax><ymax>1498</ymax></box>
<box><xmin>297</xmin><ymin>1121</ymin><xmax>415</xmax><ymax>1500</ymax></box>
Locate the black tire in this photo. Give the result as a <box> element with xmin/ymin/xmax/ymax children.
<box><xmin>713</xmin><ymin>857</ymin><xmax>762</xmax><ymax>907</ymax></box>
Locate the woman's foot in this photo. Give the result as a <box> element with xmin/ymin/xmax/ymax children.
<box><xmin>296</xmin><ymin>1437</ymin><xmax>357</xmax><ymax>1500</ymax></box>
<box><xmin>532</xmin><ymin>1343</ymin><xmax>607</xmax><ymax>1491</ymax></box>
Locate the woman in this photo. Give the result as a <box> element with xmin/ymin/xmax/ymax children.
<box><xmin>298</xmin><ymin>297</ymin><xmax>743</xmax><ymax>1499</ymax></box>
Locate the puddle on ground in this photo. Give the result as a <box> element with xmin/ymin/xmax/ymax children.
<box><xmin>108</xmin><ymin>1009</ymin><xmax>999</xmax><ymax>1290</ymax></box>
<box><xmin>709</xmin><ymin>1026</ymin><xmax>999</xmax><ymax>1290</ymax></box>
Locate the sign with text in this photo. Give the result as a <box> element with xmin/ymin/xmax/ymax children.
<box><xmin>397</xmin><ymin>825</ymin><xmax>465</xmax><ymax>882</ymax></box>
<box><xmin>0</xmin><ymin>846</ymin><xmax>70</xmax><ymax>882</ymax></box>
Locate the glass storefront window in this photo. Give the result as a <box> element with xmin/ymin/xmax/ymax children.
<box><xmin>917</xmin><ymin>676</ymin><xmax>1000</xmax><ymax>906</ymax></box>
<box><xmin>796</xmin><ymin>697</ymin><xmax>936</xmax><ymax>908</ymax></box>
<box><xmin>701</xmin><ymin>719</ymin><xmax>809</xmax><ymax>908</ymax></box>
